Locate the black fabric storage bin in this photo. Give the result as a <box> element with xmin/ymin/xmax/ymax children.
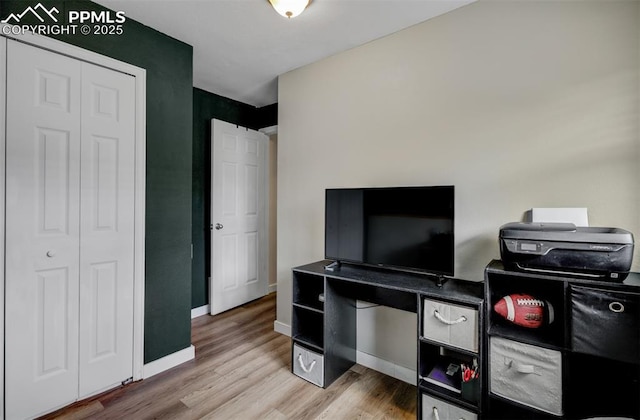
<box><xmin>571</xmin><ymin>286</ymin><xmax>640</xmax><ymax>364</ymax></box>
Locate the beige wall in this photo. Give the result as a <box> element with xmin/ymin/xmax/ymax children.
<box><xmin>277</xmin><ymin>0</ymin><xmax>639</xmax><ymax>369</ymax></box>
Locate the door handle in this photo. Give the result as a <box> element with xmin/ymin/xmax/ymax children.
<box><xmin>46</xmin><ymin>250</ymin><xmax>56</xmax><ymax>258</ymax></box>
<box><xmin>215</xmin><ymin>223</ymin><xmax>224</xmax><ymax>230</ymax></box>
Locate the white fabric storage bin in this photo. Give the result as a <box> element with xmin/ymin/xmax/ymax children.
<box><xmin>422</xmin><ymin>394</ymin><xmax>477</xmax><ymax>420</ymax></box>
<box><xmin>490</xmin><ymin>337</ymin><xmax>563</xmax><ymax>416</ymax></box>
<box><xmin>292</xmin><ymin>343</ymin><xmax>324</xmax><ymax>387</ymax></box>
<box><xmin>423</xmin><ymin>299</ymin><xmax>478</xmax><ymax>352</ymax></box>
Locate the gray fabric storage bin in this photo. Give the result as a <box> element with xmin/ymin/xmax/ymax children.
<box><xmin>422</xmin><ymin>393</ymin><xmax>477</xmax><ymax>420</ymax></box>
<box><xmin>423</xmin><ymin>299</ymin><xmax>478</xmax><ymax>352</ymax></box>
<box><xmin>490</xmin><ymin>336</ymin><xmax>563</xmax><ymax>416</ymax></box>
<box><xmin>293</xmin><ymin>343</ymin><xmax>324</xmax><ymax>387</ymax></box>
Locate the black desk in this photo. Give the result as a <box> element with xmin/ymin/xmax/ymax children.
<box><xmin>291</xmin><ymin>261</ymin><xmax>485</xmax><ymax>419</ymax></box>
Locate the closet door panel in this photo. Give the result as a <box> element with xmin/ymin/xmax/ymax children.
<box><xmin>5</xmin><ymin>40</ymin><xmax>82</xmax><ymax>420</ymax></box>
<box><xmin>0</xmin><ymin>36</ymin><xmax>6</xmax><ymax>419</ymax></box>
<box><xmin>78</xmin><ymin>62</ymin><xmax>136</xmax><ymax>396</ymax></box>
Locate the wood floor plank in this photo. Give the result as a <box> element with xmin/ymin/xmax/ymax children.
<box><xmin>262</xmin><ymin>408</ymin><xmax>289</xmax><ymax>420</ymax></box>
<box><xmin>180</xmin><ymin>339</ymin><xmax>290</xmax><ymax>414</ymax></box>
<box><xmin>314</xmin><ymin>370</ymin><xmax>394</xmax><ymax>419</ymax></box>
<box><xmin>200</xmin><ymin>368</ymin><xmax>302</xmax><ymax>420</ymax></box>
<box><xmin>41</xmin><ymin>293</ymin><xmax>417</xmax><ymax>420</ymax></box>
<box><xmin>278</xmin><ymin>369</ymin><xmax>363</xmax><ymax>420</ymax></box>
<box><xmin>47</xmin><ymin>401</ymin><xmax>104</xmax><ymax>420</ymax></box>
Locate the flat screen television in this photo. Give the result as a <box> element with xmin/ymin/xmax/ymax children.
<box><xmin>325</xmin><ymin>186</ymin><xmax>454</xmax><ymax>276</ymax></box>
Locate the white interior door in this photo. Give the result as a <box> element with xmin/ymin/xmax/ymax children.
<box><xmin>78</xmin><ymin>61</ymin><xmax>136</xmax><ymax>397</ymax></box>
<box><xmin>210</xmin><ymin>119</ymin><xmax>269</xmax><ymax>315</ymax></box>
<box><xmin>5</xmin><ymin>39</ymin><xmax>136</xmax><ymax>418</ymax></box>
<box><xmin>5</xmin><ymin>39</ymin><xmax>82</xmax><ymax>420</ymax></box>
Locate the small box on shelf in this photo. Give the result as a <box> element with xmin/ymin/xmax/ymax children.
<box><xmin>422</xmin><ymin>298</ymin><xmax>479</xmax><ymax>353</ymax></box>
<box><xmin>292</xmin><ymin>343</ymin><xmax>324</xmax><ymax>387</ymax></box>
<box><xmin>424</xmin><ymin>358</ymin><xmax>463</xmax><ymax>394</ymax></box>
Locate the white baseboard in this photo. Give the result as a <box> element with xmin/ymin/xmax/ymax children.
<box><xmin>356</xmin><ymin>351</ymin><xmax>416</xmax><ymax>385</ymax></box>
<box><xmin>274</xmin><ymin>320</ymin><xmax>291</xmax><ymax>336</ymax></box>
<box><xmin>268</xmin><ymin>283</ymin><xmax>277</xmax><ymax>294</ymax></box>
<box><xmin>191</xmin><ymin>305</ymin><xmax>210</xmax><ymax>319</ymax></box>
<box><xmin>143</xmin><ymin>345</ymin><xmax>195</xmax><ymax>379</ymax></box>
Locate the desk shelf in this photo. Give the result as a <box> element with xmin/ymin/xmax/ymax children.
<box><xmin>292</xmin><ymin>272</ymin><xmax>326</xmax><ymax>351</ymax></box>
<box><xmin>292</xmin><ymin>307</ymin><xmax>324</xmax><ymax>349</ymax></box>
<box><xmin>293</xmin><ymin>271</ymin><xmax>325</xmax><ymax>312</ymax></box>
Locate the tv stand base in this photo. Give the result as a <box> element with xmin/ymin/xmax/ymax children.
<box><xmin>435</xmin><ymin>275</ymin><xmax>448</xmax><ymax>287</ymax></box>
<box><xmin>324</xmin><ymin>261</ymin><xmax>341</xmax><ymax>272</ymax></box>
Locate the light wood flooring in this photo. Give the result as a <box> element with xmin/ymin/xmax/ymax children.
<box><xmin>43</xmin><ymin>293</ymin><xmax>417</xmax><ymax>419</ymax></box>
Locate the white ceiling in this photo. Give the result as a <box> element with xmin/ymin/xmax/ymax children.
<box><xmin>95</xmin><ymin>0</ymin><xmax>475</xmax><ymax>107</ymax></box>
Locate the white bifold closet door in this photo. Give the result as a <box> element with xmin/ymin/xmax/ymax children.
<box><xmin>5</xmin><ymin>40</ymin><xmax>135</xmax><ymax>419</ymax></box>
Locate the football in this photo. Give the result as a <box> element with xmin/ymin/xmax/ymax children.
<box><xmin>493</xmin><ymin>294</ymin><xmax>554</xmax><ymax>328</ymax></box>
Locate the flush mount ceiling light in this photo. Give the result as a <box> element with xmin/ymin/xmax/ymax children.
<box><xmin>268</xmin><ymin>0</ymin><xmax>311</xmax><ymax>19</ymax></box>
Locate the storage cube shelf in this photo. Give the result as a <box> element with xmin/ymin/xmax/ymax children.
<box><xmin>418</xmin><ymin>341</ymin><xmax>480</xmax><ymax>412</ymax></box>
<box><xmin>485</xmin><ymin>260</ymin><xmax>640</xmax><ymax>419</ymax></box>
<box><xmin>293</xmin><ymin>272</ymin><xmax>325</xmax><ymax>312</ymax></box>
<box><xmin>292</xmin><ymin>306</ymin><xmax>324</xmax><ymax>351</ymax></box>
<box><xmin>486</xmin><ymin>272</ymin><xmax>565</xmax><ymax>350</ymax></box>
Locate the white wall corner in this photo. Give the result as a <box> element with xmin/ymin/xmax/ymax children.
<box><xmin>274</xmin><ymin>320</ymin><xmax>291</xmax><ymax>336</ymax></box>
<box><xmin>143</xmin><ymin>345</ymin><xmax>195</xmax><ymax>379</ymax></box>
<box><xmin>268</xmin><ymin>283</ymin><xmax>277</xmax><ymax>294</ymax></box>
<box><xmin>356</xmin><ymin>351</ymin><xmax>416</xmax><ymax>386</ymax></box>
<box><xmin>191</xmin><ymin>305</ymin><xmax>210</xmax><ymax>319</ymax></box>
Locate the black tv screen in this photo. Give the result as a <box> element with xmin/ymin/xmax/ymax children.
<box><xmin>325</xmin><ymin>186</ymin><xmax>454</xmax><ymax>276</ymax></box>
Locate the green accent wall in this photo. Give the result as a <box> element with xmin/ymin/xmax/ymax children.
<box><xmin>0</xmin><ymin>0</ymin><xmax>194</xmax><ymax>363</ymax></box>
<box><xmin>191</xmin><ymin>88</ymin><xmax>277</xmax><ymax>308</ymax></box>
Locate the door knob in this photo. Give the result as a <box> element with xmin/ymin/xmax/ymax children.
<box><xmin>46</xmin><ymin>250</ymin><xmax>56</xmax><ymax>258</ymax></box>
<box><xmin>215</xmin><ymin>223</ymin><xmax>224</xmax><ymax>230</ymax></box>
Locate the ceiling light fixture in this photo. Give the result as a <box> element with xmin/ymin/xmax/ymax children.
<box><xmin>268</xmin><ymin>0</ymin><xmax>311</xmax><ymax>19</ymax></box>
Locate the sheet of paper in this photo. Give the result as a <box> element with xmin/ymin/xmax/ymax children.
<box><xmin>531</xmin><ymin>208</ymin><xmax>589</xmax><ymax>227</ymax></box>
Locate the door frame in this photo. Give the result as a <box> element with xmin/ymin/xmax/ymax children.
<box><xmin>0</xmin><ymin>27</ymin><xmax>147</xmax><ymax>404</ymax></box>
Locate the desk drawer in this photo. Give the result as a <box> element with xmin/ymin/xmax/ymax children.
<box><xmin>293</xmin><ymin>343</ymin><xmax>324</xmax><ymax>387</ymax></box>
<box><xmin>422</xmin><ymin>394</ymin><xmax>477</xmax><ymax>420</ymax></box>
<box><xmin>489</xmin><ymin>337</ymin><xmax>562</xmax><ymax>416</ymax></box>
<box><xmin>571</xmin><ymin>286</ymin><xmax>640</xmax><ymax>364</ymax></box>
<box><xmin>423</xmin><ymin>299</ymin><xmax>478</xmax><ymax>352</ymax></box>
